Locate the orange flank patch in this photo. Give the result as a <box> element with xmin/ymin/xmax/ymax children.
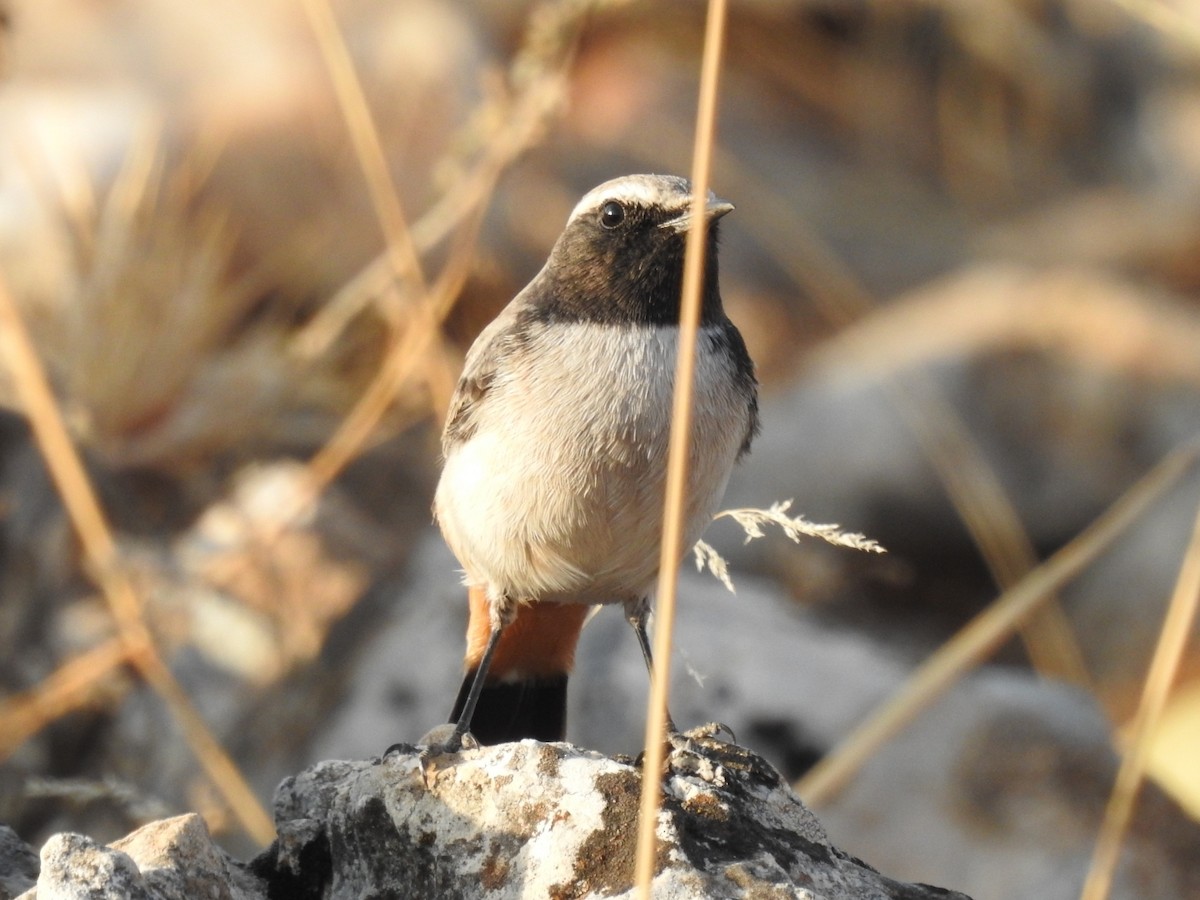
<box><xmin>465</xmin><ymin>586</ymin><xmax>591</xmax><ymax>680</ymax></box>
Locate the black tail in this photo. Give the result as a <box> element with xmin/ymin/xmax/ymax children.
<box><xmin>449</xmin><ymin>669</ymin><xmax>568</xmax><ymax>745</ymax></box>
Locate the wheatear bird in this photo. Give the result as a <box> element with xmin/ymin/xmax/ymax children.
<box><xmin>434</xmin><ymin>174</ymin><xmax>758</xmax><ymax>749</ymax></box>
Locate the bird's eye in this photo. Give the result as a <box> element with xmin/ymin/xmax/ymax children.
<box><xmin>599</xmin><ymin>200</ymin><xmax>625</xmax><ymax>229</ymax></box>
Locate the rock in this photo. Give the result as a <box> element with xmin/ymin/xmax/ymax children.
<box><xmin>0</xmin><ymin>825</ymin><xmax>38</xmax><ymax>899</ymax></box>
<box><xmin>16</xmin><ymin>815</ymin><xmax>264</xmax><ymax>900</ymax></box>
<box><xmin>252</xmin><ymin>738</ymin><xmax>971</xmax><ymax>900</ymax></box>
<box><xmin>6</xmin><ymin>741</ymin><xmax>970</xmax><ymax>899</ymax></box>
<box><xmin>27</xmin><ymin>832</ymin><xmax>148</xmax><ymax>900</ymax></box>
<box><xmin>112</xmin><ymin>814</ymin><xmax>265</xmax><ymax>900</ymax></box>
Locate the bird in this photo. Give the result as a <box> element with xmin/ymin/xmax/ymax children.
<box><xmin>433</xmin><ymin>173</ymin><xmax>759</xmax><ymax>751</ymax></box>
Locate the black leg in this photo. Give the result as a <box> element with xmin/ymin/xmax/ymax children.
<box><xmin>624</xmin><ymin>599</ymin><xmax>677</xmax><ymax>734</ymax></box>
<box><xmin>444</xmin><ymin>618</ymin><xmax>505</xmax><ymax>752</ymax></box>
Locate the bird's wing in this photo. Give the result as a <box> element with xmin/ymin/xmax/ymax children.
<box><xmin>442</xmin><ymin>301</ymin><xmax>524</xmax><ymax>452</ymax></box>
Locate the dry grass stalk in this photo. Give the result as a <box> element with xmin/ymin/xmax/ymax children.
<box><xmin>298</xmin><ymin>0</ymin><xmax>454</xmax><ymax>414</ymax></box>
<box><xmin>634</xmin><ymin>0</ymin><xmax>729</xmax><ymax>895</ymax></box>
<box><xmin>0</xmin><ymin>271</ymin><xmax>275</xmax><ymax>845</ymax></box>
<box><xmin>809</xmin><ymin>267</ymin><xmax>1200</xmax><ymax>388</ymax></box>
<box><xmin>288</xmin><ymin>0</ymin><xmax>603</xmax><ymax>520</ymax></box>
<box><xmin>1080</xmin><ymin>495</ymin><xmax>1200</xmax><ymax>900</ymax></box>
<box><xmin>717</xmin><ymin>500</ymin><xmax>886</xmax><ymax>554</ymax></box>
<box><xmin>5</xmin><ymin>117</ymin><xmax>327</xmax><ymax>470</ymax></box>
<box><xmin>1106</xmin><ymin>0</ymin><xmax>1200</xmax><ymax>57</ymax></box>
<box><xmin>893</xmin><ymin>371</ymin><xmax>1094</xmax><ymax>687</ymax></box>
<box><xmin>0</xmin><ymin>638</ymin><xmax>133</xmax><ymax>760</ymax></box>
<box><xmin>797</xmin><ymin>439</ymin><xmax>1200</xmax><ymax>806</ymax></box>
<box><xmin>294</xmin><ymin>0</ymin><xmax>444</xmax><ymax>515</ymax></box>
<box><xmin>694</xmin><ymin>501</ymin><xmax>885</xmax><ymax>594</ymax></box>
<box><xmin>299</xmin><ymin>0</ymin><xmax>427</xmax><ymax>294</ymax></box>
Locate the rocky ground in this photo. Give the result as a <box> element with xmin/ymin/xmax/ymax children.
<box><xmin>8</xmin><ymin>734</ymin><xmax>978</xmax><ymax>900</ymax></box>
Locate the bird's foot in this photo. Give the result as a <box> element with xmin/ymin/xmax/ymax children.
<box><xmin>417</xmin><ymin>723</ymin><xmax>478</xmax><ymax>756</ymax></box>
<box><xmin>634</xmin><ymin>719</ymin><xmax>728</xmax><ymax>767</ymax></box>
<box><xmin>642</xmin><ymin>722</ymin><xmax>741</xmax><ymax>785</ymax></box>
<box><xmin>681</xmin><ymin>721</ymin><xmax>737</xmax><ymax>744</ymax></box>
<box><xmin>369</xmin><ymin>724</ymin><xmax>484</xmax><ymax>784</ymax></box>
<box><xmin>376</xmin><ymin>741</ymin><xmax>417</xmax><ymax>763</ymax></box>
<box><xmin>375</xmin><ymin>725</ymin><xmax>479</xmax><ymax>783</ymax></box>
<box><xmin>659</xmin><ymin>721</ymin><xmax>736</xmax><ymax>756</ymax></box>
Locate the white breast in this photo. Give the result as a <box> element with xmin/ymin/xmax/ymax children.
<box><xmin>434</xmin><ymin>322</ymin><xmax>749</xmax><ymax>607</ymax></box>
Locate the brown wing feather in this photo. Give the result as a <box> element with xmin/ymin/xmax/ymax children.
<box><xmin>441</xmin><ymin>300</ymin><xmax>526</xmax><ymax>454</ymax></box>
<box><xmin>442</xmin><ymin>368</ymin><xmax>492</xmax><ymax>450</ymax></box>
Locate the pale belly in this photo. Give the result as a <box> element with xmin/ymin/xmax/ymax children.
<box><xmin>434</xmin><ymin>324</ymin><xmax>749</xmax><ymax>607</ymax></box>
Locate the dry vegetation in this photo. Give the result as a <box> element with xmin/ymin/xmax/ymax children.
<box><xmin>1</xmin><ymin>1</ymin><xmax>1199</xmax><ymax>898</ymax></box>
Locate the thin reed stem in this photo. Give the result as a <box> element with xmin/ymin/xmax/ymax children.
<box><xmin>0</xmin><ymin>638</ymin><xmax>133</xmax><ymax>761</ymax></box>
<box><xmin>1080</xmin><ymin>493</ymin><xmax>1200</xmax><ymax>900</ymax></box>
<box><xmin>634</xmin><ymin>1</ymin><xmax>728</xmax><ymax>896</ymax></box>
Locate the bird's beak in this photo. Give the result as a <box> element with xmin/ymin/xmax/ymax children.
<box><xmin>658</xmin><ymin>195</ymin><xmax>735</xmax><ymax>234</ymax></box>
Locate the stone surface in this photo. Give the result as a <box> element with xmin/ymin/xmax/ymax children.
<box><xmin>252</xmin><ymin>738</ymin><xmax>971</xmax><ymax>900</ymax></box>
<box><xmin>14</xmin><ymin>815</ymin><xmax>264</xmax><ymax>900</ymax></box>
<box><xmin>0</xmin><ymin>825</ymin><xmax>37</xmax><ymax>900</ymax></box>
<box><xmin>4</xmin><ymin>740</ymin><xmax>972</xmax><ymax>899</ymax></box>
<box><xmin>112</xmin><ymin>814</ymin><xmax>265</xmax><ymax>900</ymax></box>
<box><xmin>28</xmin><ymin>832</ymin><xmax>148</xmax><ymax>900</ymax></box>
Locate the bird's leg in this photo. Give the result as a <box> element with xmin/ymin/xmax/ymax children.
<box><xmin>624</xmin><ymin>598</ymin><xmax>678</xmax><ymax>735</ymax></box>
<box><xmin>441</xmin><ymin>611</ymin><xmax>506</xmax><ymax>753</ymax></box>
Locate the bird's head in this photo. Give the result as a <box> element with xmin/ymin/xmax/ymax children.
<box><xmin>536</xmin><ymin>174</ymin><xmax>733</xmax><ymax>326</ymax></box>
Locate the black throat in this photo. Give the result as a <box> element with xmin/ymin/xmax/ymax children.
<box><xmin>526</xmin><ymin>223</ymin><xmax>727</xmax><ymax>328</ymax></box>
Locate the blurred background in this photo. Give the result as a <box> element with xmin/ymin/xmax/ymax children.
<box><xmin>1</xmin><ymin>1</ymin><xmax>1199</xmax><ymax>898</ymax></box>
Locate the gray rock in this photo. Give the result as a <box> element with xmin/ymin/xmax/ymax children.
<box><xmin>0</xmin><ymin>825</ymin><xmax>38</xmax><ymax>899</ymax></box>
<box><xmin>28</xmin><ymin>832</ymin><xmax>149</xmax><ymax>900</ymax></box>
<box><xmin>112</xmin><ymin>814</ymin><xmax>265</xmax><ymax>900</ymax></box>
<box><xmin>251</xmin><ymin>739</ymin><xmax>971</xmax><ymax>900</ymax></box>
<box><xmin>17</xmin><ymin>816</ymin><xmax>265</xmax><ymax>900</ymax></box>
<box><xmin>8</xmin><ymin>740</ymin><xmax>970</xmax><ymax>899</ymax></box>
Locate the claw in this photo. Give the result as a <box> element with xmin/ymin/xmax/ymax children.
<box><xmin>418</xmin><ymin>722</ymin><xmax>480</xmax><ymax>751</ymax></box>
<box><xmin>416</xmin><ymin>723</ymin><xmax>461</xmax><ymax>750</ymax></box>
<box><xmin>377</xmin><ymin>742</ymin><xmax>417</xmax><ymax>763</ymax></box>
<box><xmin>684</xmin><ymin>721</ymin><xmax>737</xmax><ymax>744</ymax></box>
<box><xmin>392</xmin><ymin>728</ymin><xmax>474</xmax><ymax>787</ymax></box>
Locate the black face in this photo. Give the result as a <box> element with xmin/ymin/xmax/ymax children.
<box><xmin>529</xmin><ymin>189</ymin><xmax>727</xmax><ymax>328</ymax></box>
